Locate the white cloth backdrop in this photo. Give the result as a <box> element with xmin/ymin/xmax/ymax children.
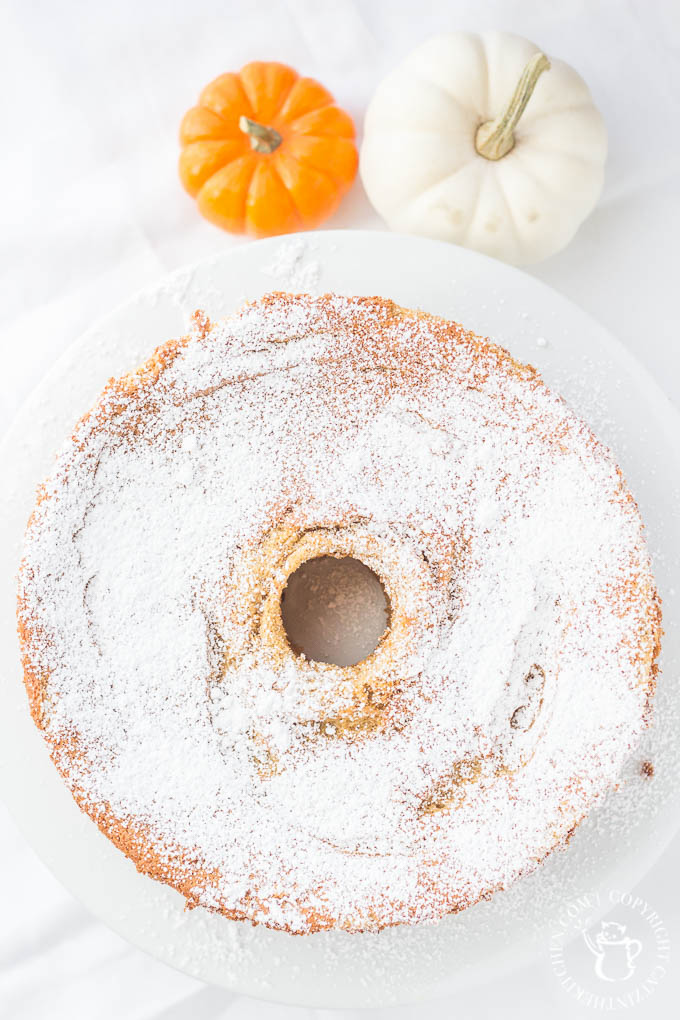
<box><xmin>1</xmin><ymin>1</ymin><xmax>679</xmax><ymax>1017</ymax></box>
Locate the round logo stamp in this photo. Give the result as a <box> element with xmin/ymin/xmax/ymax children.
<box><xmin>548</xmin><ymin>888</ymin><xmax>671</xmax><ymax>1010</ymax></box>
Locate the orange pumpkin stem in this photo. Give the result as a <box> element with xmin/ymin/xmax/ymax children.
<box><xmin>239</xmin><ymin>115</ymin><xmax>283</xmax><ymax>154</ymax></box>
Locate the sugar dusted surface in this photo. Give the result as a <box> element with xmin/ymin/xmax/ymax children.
<box><xmin>17</xmin><ymin>293</ymin><xmax>660</xmax><ymax>935</ymax></box>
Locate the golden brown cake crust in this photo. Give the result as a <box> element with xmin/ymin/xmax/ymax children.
<box><xmin>18</xmin><ymin>293</ymin><xmax>661</xmax><ymax>934</ymax></box>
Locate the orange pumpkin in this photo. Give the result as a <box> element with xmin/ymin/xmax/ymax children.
<box><xmin>179</xmin><ymin>61</ymin><xmax>358</xmax><ymax>237</ymax></box>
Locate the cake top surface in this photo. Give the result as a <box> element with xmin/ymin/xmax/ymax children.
<box><xmin>18</xmin><ymin>292</ymin><xmax>659</xmax><ymax>933</ymax></box>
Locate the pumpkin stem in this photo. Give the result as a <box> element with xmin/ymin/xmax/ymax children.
<box><xmin>475</xmin><ymin>52</ymin><xmax>551</xmax><ymax>161</ymax></box>
<box><xmin>239</xmin><ymin>115</ymin><xmax>283</xmax><ymax>154</ymax></box>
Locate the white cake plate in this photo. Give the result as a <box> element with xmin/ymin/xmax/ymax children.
<box><xmin>1</xmin><ymin>231</ymin><xmax>679</xmax><ymax>1008</ymax></box>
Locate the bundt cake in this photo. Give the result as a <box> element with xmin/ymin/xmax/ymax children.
<box><xmin>17</xmin><ymin>292</ymin><xmax>661</xmax><ymax>934</ymax></box>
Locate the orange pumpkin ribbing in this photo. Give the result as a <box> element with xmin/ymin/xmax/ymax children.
<box><xmin>179</xmin><ymin>62</ymin><xmax>358</xmax><ymax>237</ymax></box>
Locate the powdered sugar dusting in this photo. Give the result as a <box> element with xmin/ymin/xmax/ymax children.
<box><xmin>17</xmin><ymin>293</ymin><xmax>659</xmax><ymax>935</ymax></box>
<box><xmin>261</xmin><ymin>238</ymin><xmax>321</xmax><ymax>292</ymax></box>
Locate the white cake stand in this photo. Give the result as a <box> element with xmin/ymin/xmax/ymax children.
<box><xmin>1</xmin><ymin>231</ymin><xmax>679</xmax><ymax>1008</ymax></box>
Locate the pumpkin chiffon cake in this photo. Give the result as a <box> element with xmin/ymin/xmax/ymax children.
<box><xmin>17</xmin><ymin>293</ymin><xmax>661</xmax><ymax>935</ymax></box>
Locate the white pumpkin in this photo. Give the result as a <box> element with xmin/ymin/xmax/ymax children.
<box><xmin>360</xmin><ymin>32</ymin><xmax>607</xmax><ymax>265</ymax></box>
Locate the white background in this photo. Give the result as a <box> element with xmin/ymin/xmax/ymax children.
<box><xmin>1</xmin><ymin>0</ymin><xmax>679</xmax><ymax>1017</ymax></box>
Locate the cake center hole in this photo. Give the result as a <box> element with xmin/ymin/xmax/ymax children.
<box><xmin>280</xmin><ymin>556</ymin><xmax>390</xmax><ymax>667</ymax></box>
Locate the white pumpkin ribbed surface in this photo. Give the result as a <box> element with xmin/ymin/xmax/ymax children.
<box><xmin>360</xmin><ymin>32</ymin><xmax>608</xmax><ymax>264</ymax></box>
